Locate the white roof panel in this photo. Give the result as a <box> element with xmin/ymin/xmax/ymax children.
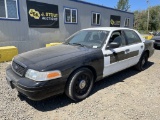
<box><xmin>83</xmin><ymin>27</ymin><xmax>133</xmax><ymax>31</ymax></box>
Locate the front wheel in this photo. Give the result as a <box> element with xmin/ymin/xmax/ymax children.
<box><xmin>65</xmin><ymin>68</ymin><xmax>94</xmax><ymax>101</ymax></box>
<box><xmin>135</xmin><ymin>52</ymin><xmax>149</xmax><ymax>71</ymax></box>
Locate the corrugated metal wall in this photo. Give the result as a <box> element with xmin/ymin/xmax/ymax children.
<box><xmin>0</xmin><ymin>0</ymin><xmax>134</xmax><ymax>53</ymax></box>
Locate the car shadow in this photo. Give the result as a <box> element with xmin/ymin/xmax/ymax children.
<box><xmin>19</xmin><ymin>61</ymin><xmax>154</xmax><ymax>112</ymax></box>
<box><xmin>91</xmin><ymin>61</ymin><xmax>154</xmax><ymax>95</ymax></box>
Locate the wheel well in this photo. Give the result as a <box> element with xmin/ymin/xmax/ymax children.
<box><xmin>83</xmin><ymin>66</ymin><xmax>97</xmax><ymax>80</ymax></box>
<box><xmin>68</xmin><ymin>66</ymin><xmax>97</xmax><ymax>81</ymax></box>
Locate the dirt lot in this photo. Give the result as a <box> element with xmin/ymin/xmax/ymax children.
<box><xmin>0</xmin><ymin>49</ymin><xmax>160</xmax><ymax>120</ymax></box>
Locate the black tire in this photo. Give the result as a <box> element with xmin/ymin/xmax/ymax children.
<box><xmin>135</xmin><ymin>52</ymin><xmax>149</xmax><ymax>71</ymax></box>
<box><xmin>65</xmin><ymin>68</ymin><xmax>94</xmax><ymax>101</ymax></box>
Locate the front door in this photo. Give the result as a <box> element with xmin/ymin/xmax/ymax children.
<box><xmin>102</xmin><ymin>30</ymin><xmax>130</xmax><ymax>77</ymax></box>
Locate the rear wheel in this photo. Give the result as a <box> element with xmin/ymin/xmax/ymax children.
<box><xmin>65</xmin><ymin>68</ymin><xmax>94</xmax><ymax>101</ymax></box>
<box><xmin>135</xmin><ymin>52</ymin><xmax>149</xmax><ymax>71</ymax></box>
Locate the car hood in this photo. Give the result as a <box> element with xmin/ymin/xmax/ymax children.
<box><xmin>14</xmin><ymin>44</ymin><xmax>89</xmax><ymax>71</ymax></box>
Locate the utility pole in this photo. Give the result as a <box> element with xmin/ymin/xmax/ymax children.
<box><xmin>146</xmin><ymin>0</ymin><xmax>150</xmax><ymax>32</ymax></box>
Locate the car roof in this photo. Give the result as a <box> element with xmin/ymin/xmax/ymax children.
<box><xmin>83</xmin><ymin>27</ymin><xmax>134</xmax><ymax>31</ymax></box>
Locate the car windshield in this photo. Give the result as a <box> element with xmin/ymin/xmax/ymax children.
<box><xmin>65</xmin><ymin>30</ymin><xmax>109</xmax><ymax>48</ymax></box>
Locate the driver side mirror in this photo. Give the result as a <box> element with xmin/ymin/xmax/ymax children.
<box><xmin>106</xmin><ymin>42</ymin><xmax>120</xmax><ymax>49</ymax></box>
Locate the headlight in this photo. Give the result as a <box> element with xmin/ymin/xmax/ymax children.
<box><xmin>25</xmin><ymin>69</ymin><xmax>62</xmax><ymax>81</ymax></box>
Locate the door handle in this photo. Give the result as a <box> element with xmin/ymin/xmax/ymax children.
<box><xmin>125</xmin><ymin>49</ymin><xmax>130</xmax><ymax>53</ymax></box>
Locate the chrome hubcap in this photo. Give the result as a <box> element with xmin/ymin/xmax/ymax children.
<box><xmin>79</xmin><ymin>80</ymin><xmax>86</xmax><ymax>89</ymax></box>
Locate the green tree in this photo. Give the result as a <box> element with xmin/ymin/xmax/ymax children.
<box><xmin>134</xmin><ymin>10</ymin><xmax>147</xmax><ymax>31</ymax></box>
<box><xmin>115</xmin><ymin>0</ymin><xmax>130</xmax><ymax>11</ymax></box>
<box><xmin>149</xmin><ymin>6</ymin><xmax>160</xmax><ymax>31</ymax></box>
<box><xmin>134</xmin><ymin>5</ymin><xmax>160</xmax><ymax>32</ymax></box>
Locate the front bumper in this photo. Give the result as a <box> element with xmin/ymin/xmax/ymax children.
<box><xmin>6</xmin><ymin>65</ymin><xmax>66</xmax><ymax>101</ymax></box>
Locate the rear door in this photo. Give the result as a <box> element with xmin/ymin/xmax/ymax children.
<box><xmin>123</xmin><ymin>30</ymin><xmax>144</xmax><ymax>67</ymax></box>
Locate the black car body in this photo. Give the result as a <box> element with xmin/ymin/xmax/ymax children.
<box><xmin>6</xmin><ymin>44</ymin><xmax>104</xmax><ymax>100</ymax></box>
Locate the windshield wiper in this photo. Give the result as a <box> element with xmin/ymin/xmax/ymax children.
<box><xmin>68</xmin><ymin>43</ymin><xmax>85</xmax><ymax>47</ymax></box>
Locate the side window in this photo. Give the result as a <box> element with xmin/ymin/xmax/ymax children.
<box><xmin>124</xmin><ymin>30</ymin><xmax>141</xmax><ymax>45</ymax></box>
<box><xmin>109</xmin><ymin>31</ymin><xmax>126</xmax><ymax>47</ymax></box>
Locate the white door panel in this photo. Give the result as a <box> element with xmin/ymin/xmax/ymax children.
<box><xmin>103</xmin><ymin>56</ymin><xmax>130</xmax><ymax>77</ymax></box>
<box><xmin>102</xmin><ymin>46</ymin><xmax>130</xmax><ymax>77</ymax></box>
<box><xmin>123</xmin><ymin>30</ymin><xmax>145</xmax><ymax>67</ymax></box>
<box><xmin>102</xmin><ymin>29</ymin><xmax>144</xmax><ymax>78</ymax></box>
<box><xmin>127</xmin><ymin>43</ymin><xmax>144</xmax><ymax>67</ymax></box>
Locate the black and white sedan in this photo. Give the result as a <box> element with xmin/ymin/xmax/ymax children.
<box><xmin>6</xmin><ymin>27</ymin><xmax>154</xmax><ymax>101</ymax></box>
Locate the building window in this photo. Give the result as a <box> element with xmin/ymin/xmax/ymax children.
<box><xmin>0</xmin><ymin>0</ymin><xmax>19</xmax><ymax>20</ymax></box>
<box><xmin>124</xmin><ymin>18</ymin><xmax>130</xmax><ymax>27</ymax></box>
<box><xmin>92</xmin><ymin>12</ymin><xmax>101</xmax><ymax>25</ymax></box>
<box><xmin>64</xmin><ymin>8</ymin><xmax>77</xmax><ymax>24</ymax></box>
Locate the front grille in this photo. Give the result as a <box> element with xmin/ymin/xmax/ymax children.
<box><xmin>12</xmin><ymin>61</ymin><xmax>26</xmax><ymax>76</ymax></box>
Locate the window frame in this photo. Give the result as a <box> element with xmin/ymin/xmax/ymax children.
<box><xmin>0</xmin><ymin>0</ymin><xmax>20</xmax><ymax>20</ymax></box>
<box><xmin>107</xmin><ymin>30</ymin><xmax>127</xmax><ymax>48</ymax></box>
<box><xmin>64</xmin><ymin>7</ymin><xmax>78</xmax><ymax>24</ymax></box>
<box><xmin>91</xmin><ymin>12</ymin><xmax>101</xmax><ymax>26</ymax></box>
<box><xmin>124</xmin><ymin>18</ymin><xmax>130</xmax><ymax>27</ymax></box>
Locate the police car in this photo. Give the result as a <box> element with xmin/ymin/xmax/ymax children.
<box><xmin>6</xmin><ymin>27</ymin><xmax>154</xmax><ymax>101</ymax></box>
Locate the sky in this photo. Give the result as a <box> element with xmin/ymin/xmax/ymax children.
<box><xmin>84</xmin><ymin>0</ymin><xmax>160</xmax><ymax>12</ymax></box>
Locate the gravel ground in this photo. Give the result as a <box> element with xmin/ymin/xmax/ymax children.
<box><xmin>0</xmin><ymin>49</ymin><xmax>160</xmax><ymax>120</ymax></box>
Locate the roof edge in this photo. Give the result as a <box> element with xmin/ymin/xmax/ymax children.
<box><xmin>70</xmin><ymin>0</ymin><xmax>134</xmax><ymax>15</ymax></box>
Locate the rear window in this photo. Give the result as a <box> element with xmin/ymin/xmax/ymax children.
<box><xmin>124</xmin><ymin>30</ymin><xmax>141</xmax><ymax>45</ymax></box>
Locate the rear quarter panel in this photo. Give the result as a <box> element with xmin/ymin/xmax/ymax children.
<box><xmin>144</xmin><ymin>40</ymin><xmax>154</xmax><ymax>57</ymax></box>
